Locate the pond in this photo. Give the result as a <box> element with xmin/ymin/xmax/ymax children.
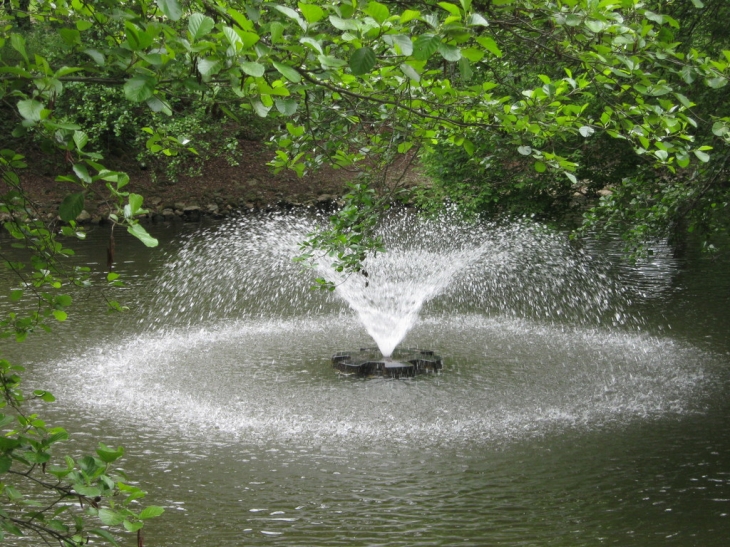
<box><xmin>2</xmin><ymin>211</ymin><xmax>730</xmax><ymax>546</ymax></box>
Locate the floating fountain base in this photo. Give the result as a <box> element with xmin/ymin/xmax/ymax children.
<box><xmin>332</xmin><ymin>347</ymin><xmax>443</xmax><ymax>378</ymax></box>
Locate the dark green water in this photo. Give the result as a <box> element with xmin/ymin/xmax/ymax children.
<box><xmin>2</xmin><ymin>215</ymin><xmax>729</xmax><ymax>546</ymax></box>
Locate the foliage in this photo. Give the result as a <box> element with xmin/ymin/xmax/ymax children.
<box><xmin>51</xmin><ymin>83</ymin><xmax>252</xmax><ymax>181</ymax></box>
<box><xmin>296</xmin><ymin>181</ymin><xmax>387</xmax><ymax>280</ymax></box>
<box><xmin>0</xmin><ymin>0</ymin><xmax>727</xmax><ymax>262</ymax></box>
<box><xmin>412</xmin><ymin>0</ymin><xmax>729</xmax><ymax>253</ymax></box>
<box><xmin>0</xmin><ymin>151</ymin><xmax>163</xmax><ymax>544</ymax></box>
<box><xmin>0</xmin><ymin>0</ymin><xmax>729</xmax><ymax>541</ymax></box>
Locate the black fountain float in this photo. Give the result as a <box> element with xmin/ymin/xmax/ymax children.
<box><xmin>332</xmin><ymin>347</ymin><xmax>443</xmax><ymax>378</ymax></box>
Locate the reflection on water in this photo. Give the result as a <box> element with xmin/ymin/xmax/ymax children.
<box><xmin>2</xmin><ymin>212</ymin><xmax>730</xmax><ymax>546</ymax></box>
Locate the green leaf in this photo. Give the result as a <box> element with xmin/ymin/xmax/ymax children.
<box><xmin>237</xmin><ymin>30</ymin><xmax>260</xmax><ymax>48</ymax></box>
<box><xmin>579</xmin><ymin>126</ymin><xmax>595</xmax><ymax>137</ymax></box>
<box><xmin>300</xmin><ymin>36</ymin><xmax>323</xmax><ymax>54</ymax></box>
<box><xmin>298</xmin><ymin>2</ymin><xmax>325</xmax><ymax>23</ymax></box>
<box><xmin>439</xmin><ymin>2</ymin><xmax>462</xmax><ymax>16</ymax></box>
<box><xmin>123</xmin><ymin>520</ymin><xmax>144</xmax><ymax>532</ymax></box>
<box><xmin>706</xmin><ymin>77</ymin><xmax>727</xmax><ymax>89</ymax></box>
<box><xmin>672</xmin><ymin>93</ymin><xmax>692</xmax><ymax>109</ymax></box>
<box><xmin>476</xmin><ymin>36</ymin><xmax>502</xmax><ymax>57</ymax></box>
<box><xmin>461</xmin><ymin>47</ymin><xmax>484</xmax><ymax>62</ymax></box>
<box><xmin>251</xmin><ymin>99</ymin><xmax>271</xmax><ymax>117</ymax></box>
<box><xmin>644</xmin><ymin>10</ymin><xmax>664</xmax><ymax>25</ymax></box>
<box><xmin>467</xmin><ymin>13</ymin><xmax>489</xmax><ymax>26</ymax></box>
<box><xmin>124</xmin><ymin>75</ymin><xmax>156</xmax><ymax>102</ymax></box>
<box><xmin>156</xmin><ymin>0</ymin><xmax>182</xmax><ymax>21</ymax></box>
<box><xmin>223</xmin><ymin>26</ymin><xmax>241</xmax><ymax>48</ymax></box>
<box><xmin>240</xmin><ymin>61</ymin><xmax>265</xmax><ymax>77</ymax></box>
<box><xmin>270</xmin><ymin>21</ymin><xmax>285</xmax><ymax>42</ymax></box>
<box><xmin>272</xmin><ymin>61</ymin><xmax>301</xmax><ymax>82</ymax></box>
<box><xmin>413</xmin><ymin>34</ymin><xmax>441</xmax><ymax>61</ymax></box>
<box><xmin>10</xmin><ymin>289</ymin><xmax>22</xmax><ymax>302</ymax></box>
<box><xmin>59</xmin><ymin>193</ymin><xmax>85</xmax><ymax>222</ymax></box>
<box><xmin>146</xmin><ymin>97</ymin><xmax>172</xmax><ymax>116</ymax></box>
<box><xmin>73</xmin><ymin>484</ymin><xmax>102</xmax><ymax>497</ymax></box>
<box><xmin>275</xmin><ymin>98</ymin><xmax>298</xmax><ymax>116</ymax></box>
<box><xmin>273</xmin><ymin>5</ymin><xmax>305</xmax><ymax>29</ymax></box>
<box><xmin>694</xmin><ymin>149</ymin><xmax>710</xmax><ymax>162</ymax></box>
<box><xmin>97</xmin><ymin>443</ymin><xmax>124</xmax><ymax>463</ymax></box>
<box><xmin>188</xmin><ymin>13</ymin><xmax>215</xmax><ymax>41</ymax></box>
<box><xmin>83</xmin><ymin>48</ymin><xmax>105</xmax><ymax>66</ymax></box>
<box><xmin>53</xmin><ymin>310</ymin><xmax>68</xmax><ymax>322</ymax></box>
<box><xmin>676</xmin><ymin>153</ymin><xmax>690</xmax><ymax>168</ymax></box>
<box><xmin>383</xmin><ymin>34</ymin><xmax>413</xmax><ymax>56</ymax></box>
<box><xmin>712</xmin><ymin>121</ymin><xmax>728</xmax><ymax>137</ymax></box>
<box><xmin>17</xmin><ymin>99</ymin><xmax>44</xmax><ymax>122</ymax></box>
<box><xmin>124</xmin><ymin>23</ymin><xmax>152</xmax><ymax>51</ymax></box>
<box><xmin>438</xmin><ymin>43</ymin><xmax>461</xmax><ymax>62</ymax></box>
<box><xmin>33</xmin><ymin>389</ymin><xmax>56</xmax><ymax>402</ymax></box>
<box><xmin>0</xmin><ymin>456</ymin><xmax>12</xmax><ymax>474</ymax></box>
<box><xmin>228</xmin><ymin>7</ymin><xmax>253</xmax><ymax>30</ymax></box>
<box><xmin>349</xmin><ymin>47</ymin><xmax>376</xmax><ymax>75</ymax></box>
<box><xmin>127</xmin><ymin>224</ymin><xmax>159</xmax><ymax>248</ymax></box>
<box><xmin>534</xmin><ymin>161</ymin><xmax>547</xmax><ymax>173</ymax></box>
<box><xmin>585</xmin><ymin>20</ymin><xmax>607</xmax><ymax>33</ymax></box>
<box><xmin>400</xmin><ymin>9</ymin><xmax>421</xmax><ymax>23</ymax></box>
<box><xmin>319</xmin><ymin>55</ymin><xmax>348</xmax><ymax>68</ymax></box>
<box><xmin>400</xmin><ymin>63</ymin><xmax>421</xmax><ymax>82</ymax></box>
<box><xmin>517</xmin><ymin>145</ymin><xmax>532</xmax><ymax>155</ymax></box>
<box><xmin>73</xmin><ymin>164</ymin><xmax>92</xmax><ymax>183</ymax></box>
<box><xmin>422</xmin><ymin>13</ymin><xmax>440</xmax><ymax>28</ymax></box>
<box><xmin>365</xmin><ymin>1</ymin><xmax>390</xmax><ymax>24</ymax></box>
<box><xmin>0</xmin><ymin>66</ymin><xmax>32</xmax><ymax>77</ymax></box>
<box><xmin>125</xmin><ymin>193</ymin><xmax>144</xmax><ymax>218</ymax></box>
<box><xmin>55</xmin><ymin>66</ymin><xmax>84</xmax><ymax>78</ymax></box>
<box><xmin>11</xmin><ymin>34</ymin><xmax>28</xmax><ymax>64</ymax></box>
<box><xmin>329</xmin><ymin>15</ymin><xmax>360</xmax><ymax>31</ymax></box>
<box><xmin>59</xmin><ymin>28</ymin><xmax>81</xmax><ymax>46</ymax></box>
<box><xmin>98</xmin><ymin>509</ymin><xmax>125</xmax><ymax>526</ymax></box>
<box><xmin>47</xmin><ymin>430</ymin><xmax>69</xmax><ymax>444</ymax></box>
<box><xmin>197</xmin><ymin>58</ymin><xmax>221</xmax><ymax>78</ymax></box>
<box><xmin>73</xmin><ymin>131</ymin><xmax>88</xmax><ymax>151</ymax></box>
<box><xmin>138</xmin><ymin>506</ymin><xmax>165</xmax><ymax>520</ymax></box>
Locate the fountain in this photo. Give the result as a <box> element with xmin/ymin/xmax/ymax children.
<box><xmin>12</xmin><ymin>208</ymin><xmax>727</xmax><ymax>546</ymax></box>
<box><xmin>145</xmin><ymin>210</ymin><xmax>637</xmax><ymax>363</ymax></box>
<box><xmin>37</xmin><ymin>206</ymin><xmax>702</xmax><ymax>450</ymax></box>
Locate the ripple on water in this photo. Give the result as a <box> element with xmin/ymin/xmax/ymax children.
<box><xmin>42</xmin><ymin>211</ymin><xmax>719</xmax><ymax>448</ymax></box>
<box><xmin>46</xmin><ymin>312</ymin><xmax>714</xmax><ymax>448</ymax></box>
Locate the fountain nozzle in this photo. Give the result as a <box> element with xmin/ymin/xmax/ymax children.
<box><xmin>332</xmin><ymin>347</ymin><xmax>442</xmax><ymax>378</ymax></box>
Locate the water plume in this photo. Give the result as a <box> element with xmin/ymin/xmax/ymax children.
<box><xmin>144</xmin><ymin>210</ymin><xmax>636</xmax><ymax>353</ymax></box>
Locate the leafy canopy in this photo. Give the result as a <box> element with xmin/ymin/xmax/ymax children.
<box><xmin>1</xmin><ymin>0</ymin><xmax>729</xmax><ymax>543</ymax></box>
<box><xmin>3</xmin><ymin>0</ymin><xmax>729</xmax><ymax>268</ymax></box>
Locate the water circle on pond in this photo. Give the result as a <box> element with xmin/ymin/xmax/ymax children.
<box><xmin>34</xmin><ymin>209</ymin><xmax>707</xmax><ymax>447</ymax></box>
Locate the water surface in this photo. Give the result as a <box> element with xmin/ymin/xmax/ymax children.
<box><xmin>2</xmin><ymin>213</ymin><xmax>729</xmax><ymax>546</ymax></box>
